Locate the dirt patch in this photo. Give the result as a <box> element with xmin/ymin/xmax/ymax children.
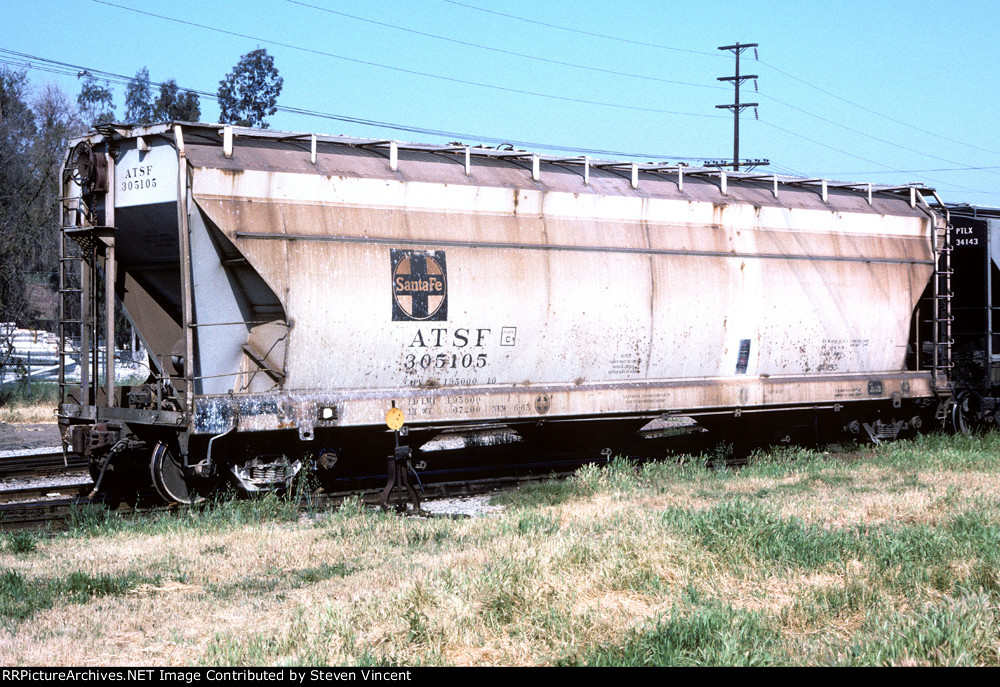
<box><xmin>0</xmin><ymin>422</ymin><xmax>61</xmax><ymax>451</ymax></box>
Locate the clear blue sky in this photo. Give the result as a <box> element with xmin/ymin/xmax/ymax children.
<box><xmin>3</xmin><ymin>0</ymin><xmax>998</xmax><ymax>205</ymax></box>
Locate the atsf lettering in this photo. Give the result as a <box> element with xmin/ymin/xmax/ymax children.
<box><xmin>408</xmin><ymin>328</ymin><xmax>491</xmax><ymax>348</ymax></box>
<box><xmin>124</xmin><ymin>165</ymin><xmax>153</xmax><ymax>179</ymax></box>
<box><xmin>120</xmin><ymin>164</ymin><xmax>157</xmax><ymax>191</ymax></box>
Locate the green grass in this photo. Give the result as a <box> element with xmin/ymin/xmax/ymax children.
<box><xmin>5</xmin><ymin>430</ymin><xmax>1000</xmax><ymax>665</ymax></box>
<box><xmin>0</xmin><ymin>379</ymin><xmax>58</xmax><ymax>408</ymax></box>
<box><xmin>490</xmin><ymin>473</ymin><xmax>581</xmax><ymax>507</ymax></box>
<box><xmin>64</xmin><ymin>492</ymin><xmax>303</xmax><ymax>539</ymax></box>
<box><xmin>204</xmin><ymin>561</ymin><xmax>357</xmax><ymax>599</ymax></box>
<box><xmin>869</xmin><ymin>431</ymin><xmax>1000</xmax><ymax>471</ymax></box>
<box><xmin>290</xmin><ymin>562</ymin><xmax>355</xmax><ymax>584</ymax></box>
<box><xmin>200</xmin><ymin>609</ymin><xmax>333</xmax><ymax>666</ymax></box>
<box><xmin>0</xmin><ymin>568</ymin><xmax>158</xmax><ymax>627</ymax></box>
<box><xmin>843</xmin><ymin>594</ymin><xmax>1000</xmax><ymax>666</ymax></box>
<box><xmin>2</xmin><ymin>531</ymin><xmax>39</xmax><ymax>554</ymax></box>
<box><xmin>787</xmin><ymin>578</ymin><xmax>884</xmax><ymax>626</ymax></box>
<box><xmin>559</xmin><ymin>602</ymin><xmax>783</xmax><ymax>666</ymax></box>
<box><xmin>661</xmin><ymin>497</ymin><xmax>1000</xmax><ymax>594</ymax></box>
<box><xmin>201</xmin><ymin>560</ymin><xmax>358</xmax><ymax>602</ymax></box>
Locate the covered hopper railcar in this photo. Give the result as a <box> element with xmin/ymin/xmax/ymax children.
<box><xmin>57</xmin><ymin>122</ymin><xmax>954</xmax><ymax>503</ymax></box>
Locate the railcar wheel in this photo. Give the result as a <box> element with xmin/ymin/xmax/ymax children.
<box><xmin>150</xmin><ymin>441</ymin><xmax>214</xmax><ymax>504</ymax></box>
<box><xmin>950</xmin><ymin>392</ymin><xmax>975</xmax><ymax>436</ymax></box>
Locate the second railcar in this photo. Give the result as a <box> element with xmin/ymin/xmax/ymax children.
<box><xmin>944</xmin><ymin>204</ymin><xmax>1000</xmax><ymax>431</ymax></box>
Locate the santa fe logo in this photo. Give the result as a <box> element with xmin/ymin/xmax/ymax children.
<box><xmin>391</xmin><ymin>249</ymin><xmax>448</xmax><ymax>322</ymax></box>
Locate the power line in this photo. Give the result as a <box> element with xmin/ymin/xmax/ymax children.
<box><xmin>822</xmin><ymin>165</ymin><xmax>1000</xmax><ymax>174</ymax></box>
<box><xmin>0</xmin><ymin>49</ymin><xmax>720</xmax><ymax>162</ymax></box>
<box><xmin>768</xmin><ymin>162</ymin><xmax>811</xmax><ymax>177</ymax></box>
<box><xmin>757</xmin><ymin>118</ymin><xmax>991</xmax><ymax>195</ymax></box>
<box><xmin>8</xmin><ymin>49</ymin><xmax>994</xmax><ymax>196</ymax></box>
<box><xmin>759</xmin><ymin>90</ymin><xmax>1000</xmax><ymax>178</ymax></box>
<box><xmin>90</xmin><ymin>0</ymin><xmax>725</xmax><ymax>121</ymax></box>
<box><xmin>442</xmin><ymin>0</ymin><xmax>997</xmax><ymax>160</ymax></box>
<box><xmin>297</xmin><ymin>0</ymin><xmax>1000</xmax><ymax>175</ymax></box>
<box><xmin>298</xmin><ymin>2</ymin><xmax>999</xmax><ymax>185</ymax></box>
<box><xmin>88</xmin><ymin>1</ymin><xmax>997</xmax><ymax>185</ymax></box>
<box><xmin>442</xmin><ymin>0</ymin><xmax>723</xmax><ymax>57</ymax></box>
<box><xmin>757</xmin><ymin>59</ymin><xmax>1000</xmax><ymax>158</ymax></box>
<box><xmin>284</xmin><ymin>0</ymin><xmax>725</xmax><ymax>92</ymax></box>
<box><xmin>754</xmin><ymin>120</ymin><xmax>893</xmax><ymax>168</ymax></box>
<box><xmin>12</xmin><ymin>14</ymin><xmax>992</xmax><ymax>194</ymax></box>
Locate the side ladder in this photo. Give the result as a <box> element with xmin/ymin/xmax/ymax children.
<box><xmin>57</xmin><ymin>191</ymin><xmax>98</xmax><ymax>410</ymax></box>
<box><xmin>932</xmin><ymin>217</ymin><xmax>954</xmax><ymax>397</ymax></box>
<box><xmin>57</xmin><ymin>228</ymin><xmax>83</xmax><ymax>405</ymax></box>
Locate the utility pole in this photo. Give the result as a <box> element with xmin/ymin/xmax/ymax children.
<box><xmin>716</xmin><ymin>42</ymin><xmax>759</xmax><ymax>172</ymax></box>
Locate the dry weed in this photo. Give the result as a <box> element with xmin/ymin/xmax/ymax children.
<box><xmin>0</xmin><ymin>403</ymin><xmax>58</xmax><ymax>424</ymax></box>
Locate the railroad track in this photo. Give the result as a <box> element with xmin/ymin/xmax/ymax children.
<box><xmin>0</xmin><ymin>480</ymin><xmax>92</xmax><ymax>505</ymax></box>
<box><xmin>0</xmin><ymin>446</ymin><xmax>87</xmax><ymax>479</ymax></box>
<box><xmin>0</xmin><ymin>466</ymin><xmax>583</xmax><ymax>532</ymax></box>
<box><xmin>0</xmin><ymin>496</ymin><xmax>85</xmax><ymax>531</ymax></box>
<box><xmin>0</xmin><ymin>430</ymin><xmax>720</xmax><ymax>532</ymax></box>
